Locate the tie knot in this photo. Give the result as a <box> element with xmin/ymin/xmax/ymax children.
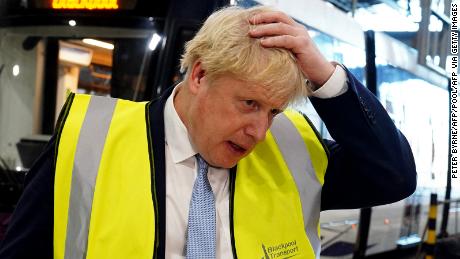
<box><xmin>196</xmin><ymin>154</ymin><xmax>209</xmax><ymax>174</ymax></box>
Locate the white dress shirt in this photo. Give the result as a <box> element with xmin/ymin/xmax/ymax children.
<box><xmin>164</xmin><ymin>65</ymin><xmax>348</xmax><ymax>258</ymax></box>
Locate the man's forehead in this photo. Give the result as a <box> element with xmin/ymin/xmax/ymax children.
<box><xmin>237</xmin><ymin>80</ymin><xmax>290</xmax><ymax>108</ymax></box>
<box><xmin>211</xmin><ymin>73</ymin><xmax>290</xmax><ymax>107</ymax></box>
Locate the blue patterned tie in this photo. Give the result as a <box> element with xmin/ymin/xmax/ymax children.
<box><xmin>186</xmin><ymin>155</ymin><xmax>216</xmax><ymax>258</ymax></box>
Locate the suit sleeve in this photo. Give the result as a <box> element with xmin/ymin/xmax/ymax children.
<box><xmin>310</xmin><ymin>68</ymin><xmax>417</xmax><ymax>211</ymax></box>
<box><xmin>0</xmin><ymin>137</ymin><xmax>55</xmax><ymax>258</ymax></box>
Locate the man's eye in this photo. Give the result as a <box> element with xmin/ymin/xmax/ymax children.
<box><xmin>244</xmin><ymin>100</ymin><xmax>256</xmax><ymax>108</ymax></box>
<box><xmin>245</xmin><ymin>100</ymin><xmax>254</xmax><ymax>106</ymax></box>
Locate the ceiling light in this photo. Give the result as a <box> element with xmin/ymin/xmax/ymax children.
<box><xmin>12</xmin><ymin>65</ymin><xmax>19</xmax><ymax>76</ymax></box>
<box><xmin>69</xmin><ymin>20</ymin><xmax>76</xmax><ymax>26</ymax></box>
<box><xmin>82</xmin><ymin>38</ymin><xmax>114</xmax><ymax>50</ymax></box>
<box><xmin>148</xmin><ymin>33</ymin><xmax>162</xmax><ymax>51</ymax></box>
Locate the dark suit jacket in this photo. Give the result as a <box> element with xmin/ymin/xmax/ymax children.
<box><xmin>0</xmin><ymin>69</ymin><xmax>417</xmax><ymax>258</ymax></box>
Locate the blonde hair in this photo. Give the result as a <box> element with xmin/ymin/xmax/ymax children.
<box><xmin>180</xmin><ymin>5</ymin><xmax>310</xmax><ymax>103</ymax></box>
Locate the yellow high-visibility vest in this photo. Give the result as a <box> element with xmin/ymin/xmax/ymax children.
<box><xmin>54</xmin><ymin>93</ymin><xmax>328</xmax><ymax>259</ymax></box>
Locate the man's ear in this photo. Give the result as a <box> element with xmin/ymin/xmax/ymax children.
<box><xmin>189</xmin><ymin>61</ymin><xmax>206</xmax><ymax>94</ymax></box>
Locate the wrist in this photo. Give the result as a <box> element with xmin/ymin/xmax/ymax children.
<box><xmin>307</xmin><ymin>62</ymin><xmax>336</xmax><ymax>87</ymax></box>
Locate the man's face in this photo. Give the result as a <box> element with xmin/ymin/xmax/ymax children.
<box><xmin>185</xmin><ymin>73</ymin><xmax>287</xmax><ymax>168</ymax></box>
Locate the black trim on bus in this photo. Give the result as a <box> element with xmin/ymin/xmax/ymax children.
<box><xmin>41</xmin><ymin>38</ymin><xmax>59</xmax><ymax>135</ymax></box>
<box><xmin>0</xmin><ymin>13</ymin><xmax>159</xmax><ymax>28</ymax></box>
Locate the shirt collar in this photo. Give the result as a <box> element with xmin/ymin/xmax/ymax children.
<box><xmin>164</xmin><ymin>84</ymin><xmax>197</xmax><ymax>163</ymax></box>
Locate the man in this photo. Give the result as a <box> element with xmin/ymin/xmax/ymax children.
<box><xmin>0</xmin><ymin>5</ymin><xmax>416</xmax><ymax>259</ymax></box>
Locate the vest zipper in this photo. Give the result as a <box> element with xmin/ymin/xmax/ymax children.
<box><xmin>229</xmin><ymin>167</ymin><xmax>238</xmax><ymax>259</ymax></box>
<box><xmin>146</xmin><ymin>102</ymin><xmax>160</xmax><ymax>259</ymax></box>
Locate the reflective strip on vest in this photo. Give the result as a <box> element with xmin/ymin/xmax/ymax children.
<box><xmin>65</xmin><ymin>96</ymin><xmax>116</xmax><ymax>259</ymax></box>
<box><xmin>271</xmin><ymin>111</ymin><xmax>326</xmax><ymax>258</ymax></box>
<box><xmin>234</xmin><ymin>110</ymin><xmax>328</xmax><ymax>259</ymax></box>
<box><xmin>54</xmin><ymin>94</ymin><xmax>155</xmax><ymax>259</ymax></box>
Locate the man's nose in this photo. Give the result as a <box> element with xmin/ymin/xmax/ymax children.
<box><xmin>245</xmin><ymin>114</ymin><xmax>270</xmax><ymax>142</ymax></box>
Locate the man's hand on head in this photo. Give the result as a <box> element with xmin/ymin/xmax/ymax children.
<box><xmin>248</xmin><ymin>11</ymin><xmax>335</xmax><ymax>87</ymax></box>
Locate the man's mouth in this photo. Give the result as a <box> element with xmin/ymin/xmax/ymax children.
<box><xmin>227</xmin><ymin>141</ymin><xmax>248</xmax><ymax>154</ymax></box>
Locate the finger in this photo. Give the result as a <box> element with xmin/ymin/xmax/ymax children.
<box><xmin>259</xmin><ymin>35</ymin><xmax>306</xmax><ymax>52</ymax></box>
<box><xmin>249</xmin><ymin>22</ymin><xmax>300</xmax><ymax>38</ymax></box>
<box><xmin>249</xmin><ymin>11</ymin><xmax>296</xmax><ymax>26</ymax></box>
